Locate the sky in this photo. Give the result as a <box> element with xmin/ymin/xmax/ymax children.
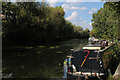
<box><xmin>48</xmin><ymin>2</ymin><xmax>104</xmax><ymax>31</ymax></box>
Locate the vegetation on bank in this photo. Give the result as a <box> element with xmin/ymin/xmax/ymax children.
<box><xmin>2</xmin><ymin>2</ymin><xmax>90</xmax><ymax>45</ymax></box>
<box><xmin>103</xmin><ymin>43</ymin><xmax>120</xmax><ymax>70</ymax></box>
<box><xmin>102</xmin><ymin>43</ymin><xmax>120</xmax><ymax>80</ymax></box>
<box><xmin>90</xmin><ymin>2</ymin><xmax>120</xmax><ymax>41</ymax></box>
<box><xmin>90</xmin><ymin>1</ymin><xmax>120</xmax><ymax>66</ymax></box>
<box><xmin>90</xmin><ymin>2</ymin><xmax>120</xmax><ymax>79</ymax></box>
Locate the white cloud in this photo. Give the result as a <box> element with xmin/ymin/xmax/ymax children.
<box><xmin>46</xmin><ymin>0</ymin><xmax>59</xmax><ymax>3</ymax></box>
<box><xmin>75</xmin><ymin>20</ymin><xmax>92</xmax><ymax>30</ymax></box>
<box><xmin>66</xmin><ymin>11</ymin><xmax>78</xmax><ymax>21</ymax></box>
<box><xmin>83</xmin><ymin>20</ymin><xmax>86</xmax><ymax>23</ymax></box>
<box><xmin>47</xmin><ymin>0</ymin><xmax>58</xmax><ymax>7</ymax></box>
<box><xmin>91</xmin><ymin>8</ymin><xmax>98</xmax><ymax>11</ymax></box>
<box><xmin>89</xmin><ymin>22</ymin><xmax>92</xmax><ymax>26</ymax></box>
<box><xmin>49</xmin><ymin>2</ymin><xmax>56</xmax><ymax>7</ymax></box>
<box><xmin>66</xmin><ymin>0</ymin><xmax>91</xmax><ymax>2</ymax></box>
<box><xmin>79</xmin><ymin>7</ymin><xmax>87</xmax><ymax>10</ymax></box>
<box><xmin>62</xmin><ymin>4</ymin><xmax>71</xmax><ymax>12</ymax></box>
<box><xmin>66</xmin><ymin>11</ymin><xmax>92</xmax><ymax>30</ymax></box>
<box><xmin>37</xmin><ymin>0</ymin><xmax>102</xmax><ymax>2</ymax></box>
<box><xmin>62</xmin><ymin>3</ymin><xmax>87</xmax><ymax>13</ymax></box>
<box><xmin>71</xmin><ymin>7</ymin><xmax>87</xmax><ymax>10</ymax></box>
<box><xmin>88</xmin><ymin>11</ymin><xmax>93</xmax><ymax>14</ymax></box>
<box><xmin>80</xmin><ymin>18</ymin><xmax>82</xmax><ymax>20</ymax></box>
<box><xmin>71</xmin><ymin>7</ymin><xmax>79</xmax><ymax>10</ymax></box>
<box><xmin>88</xmin><ymin>8</ymin><xmax>98</xmax><ymax>14</ymax></box>
<box><xmin>69</xmin><ymin>2</ymin><xmax>82</xmax><ymax>6</ymax></box>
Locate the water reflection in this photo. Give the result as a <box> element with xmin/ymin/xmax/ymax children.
<box><xmin>2</xmin><ymin>38</ymin><xmax>88</xmax><ymax>78</ymax></box>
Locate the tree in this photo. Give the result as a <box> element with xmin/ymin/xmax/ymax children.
<box><xmin>2</xmin><ymin>2</ymin><xmax>90</xmax><ymax>45</ymax></box>
<box><xmin>91</xmin><ymin>2</ymin><xmax>120</xmax><ymax>40</ymax></box>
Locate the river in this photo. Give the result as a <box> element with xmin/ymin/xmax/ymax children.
<box><xmin>2</xmin><ymin>38</ymin><xmax>88</xmax><ymax>78</ymax></box>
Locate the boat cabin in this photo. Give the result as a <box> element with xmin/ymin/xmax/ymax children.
<box><xmin>64</xmin><ymin>49</ymin><xmax>105</xmax><ymax>78</ymax></box>
<box><xmin>83</xmin><ymin>44</ymin><xmax>102</xmax><ymax>50</ymax></box>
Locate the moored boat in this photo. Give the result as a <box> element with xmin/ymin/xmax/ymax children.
<box><xmin>63</xmin><ymin>40</ymin><xmax>109</xmax><ymax>79</ymax></box>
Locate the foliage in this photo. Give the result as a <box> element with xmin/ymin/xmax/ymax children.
<box><xmin>2</xmin><ymin>2</ymin><xmax>89</xmax><ymax>45</ymax></box>
<box><xmin>91</xmin><ymin>2</ymin><xmax>120</xmax><ymax>41</ymax></box>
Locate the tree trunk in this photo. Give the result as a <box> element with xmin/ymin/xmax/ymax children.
<box><xmin>113</xmin><ymin>63</ymin><xmax>120</xmax><ymax>78</ymax></box>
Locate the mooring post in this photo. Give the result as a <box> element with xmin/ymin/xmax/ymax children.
<box><xmin>91</xmin><ymin>68</ymin><xmax>92</xmax><ymax>76</ymax></box>
<box><xmin>81</xmin><ymin>71</ymin><xmax>82</xmax><ymax>75</ymax></box>
<box><xmin>85</xmin><ymin>76</ymin><xmax>88</xmax><ymax>80</ymax></box>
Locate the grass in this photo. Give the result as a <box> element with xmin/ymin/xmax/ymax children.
<box><xmin>107</xmin><ymin>76</ymin><xmax>120</xmax><ymax>80</ymax></box>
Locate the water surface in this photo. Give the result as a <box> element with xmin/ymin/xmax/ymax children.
<box><xmin>3</xmin><ymin>38</ymin><xmax>88</xmax><ymax>78</ymax></box>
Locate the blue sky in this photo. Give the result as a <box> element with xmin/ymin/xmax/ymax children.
<box><xmin>48</xmin><ymin>2</ymin><xmax>104</xmax><ymax>31</ymax></box>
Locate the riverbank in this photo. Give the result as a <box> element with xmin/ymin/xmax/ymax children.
<box><xmin>3</xmin><ymin>37</ymin><xmax>88</xmax><ymax>46</ymax></box>
<box><xmin>102</xmin><ymin>42</ymin><xmax>120</xmax><ymax>80</ymax></box>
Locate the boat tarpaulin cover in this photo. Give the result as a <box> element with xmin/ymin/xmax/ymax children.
<box><xmin>71</xmin><ymin>49</ymin><xmax>104</xmax><ymax>73</ymax></box>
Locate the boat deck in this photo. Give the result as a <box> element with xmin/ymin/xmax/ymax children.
<box><xmin>65</xmin><ymin>43</ymin><xmax>113</xmax><ymax>78</ymax></box>
<box><xmin>71</xmin><ymin>49</ymin><xmax>104</xmax><ymax>74</ymax></box>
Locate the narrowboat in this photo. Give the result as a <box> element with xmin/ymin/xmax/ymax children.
<box><xmin>63</xmin><ymin>42</ymin><xmax>109</xmax><ymax>79</ymax></box>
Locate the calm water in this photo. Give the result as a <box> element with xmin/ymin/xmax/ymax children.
<box><xmin>3</xmin><ymin>38</ymin><xmax>88</xmax><ymax>78</ymax></box>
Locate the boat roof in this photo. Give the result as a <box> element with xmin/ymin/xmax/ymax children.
<box><xmin>84</xmin><ymin>44</ymin><xmax>102</xmax><ymax>47</ymax></box>
<box><xmin>71</xmin><ymin>49</ymin><xmax>104</xmax><ymax>73</ymax></box>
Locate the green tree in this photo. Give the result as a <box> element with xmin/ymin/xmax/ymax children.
<box><xmin>2</xmin><ymin>2</ymin><xmax>90</xmax><ymax>45</ymax></box>
<box><xmin>91</xmin><ymin>2</ymin><xmax>120</xmax><ymax>40</ymax></box>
